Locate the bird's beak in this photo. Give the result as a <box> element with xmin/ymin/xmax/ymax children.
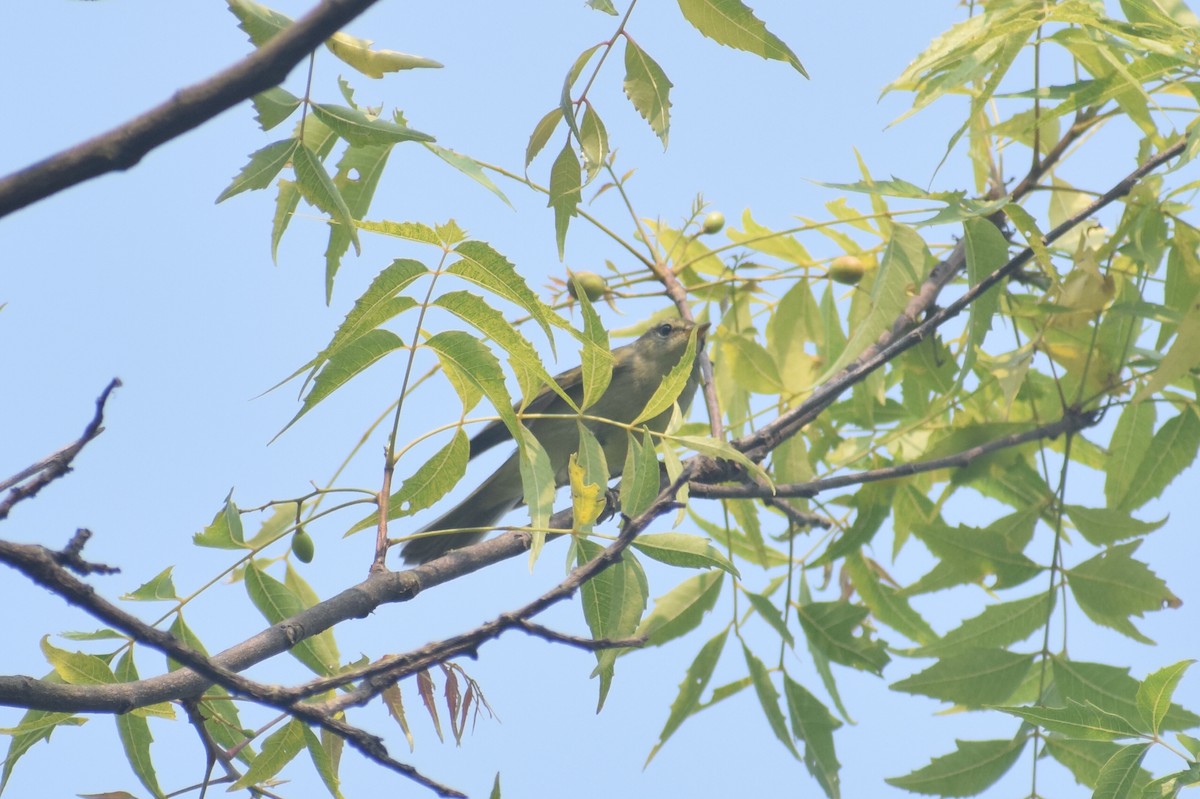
<box><xmin>696</xmin><ymin>322</ymin><xmax>711</xmax><ymax>345</ymax></box>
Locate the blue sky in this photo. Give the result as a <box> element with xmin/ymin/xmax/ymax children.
<box><xmin>2</xmin><ymin>2</ymin><xmax>1197</xmax><ymax>798</ymax></box>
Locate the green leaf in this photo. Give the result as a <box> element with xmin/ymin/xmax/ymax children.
<box><xmin>783</xmin><ymin>675</ymin><xmax>842</xmax><ymax>799</ymax></box>
<box><xmin>324</xmin><ymin>142</ymin><xmax>394</xmax><ymax>291</ymax></box>
<box><xmin>962</xmin><ymin>217</ymin><xmax>1009</xmax><ymax>372</ymax></box>
<box><xmin>574</xmin><ymin>277</ymin><xmax>613</xmax><ymax>411</ymax></box>
<box><xmin>244</xmin><ymin>563</ymin><xmax>336</xmax><ymax>676</ymax></box>
<box><xmin>743</xmin><ymin>643</ymin><xmax>801</xmax><ymax>759</ymax></box>
<box><xmin>587</xmin><ymin>0</ymin><xmax>618</xmax><ymax>13</ymax></box>
<box><xmin>354</xmin><ymin>218</ymin><xmax>442</xmax><ymax>246</ymax></box>
<box><xmin>1117</xmin><ymin>407</ymin><xmax>1200</xmax><ymax>511</ymax></box>
<box><xmin>646</xmin><ymin>628</ymin><xmax>729</xmax><ymax>765</ymax></box>
<box><xmin>310</xmin><ymin>103</ymin><xmax>434</xmax><ymax>147</ymax></box>
<box><xmin>676</xmin><ymin>0</ymin><xmax>807</xmax><ymax>75</ymax></box>
<box><xmin>620</xmin><ymin>429</ymin><xmax>662</xmax><ymax>520</ymax></box>
<box><xmin>448</xmin><ymin>241</ymin><xmax>564</xmax><ymax>343</ymax></box>
<box><xmin>251</xmin><ymin>86</ymin><xmax>300</xmax><ymax>131</ymax></box>
<box><xmin>634</xmin><ymin>570</ymin><xmax>725</xmax><ymax>648</ymax></box>
<box><xmin>426</xmin><ymin>330</ymin><xmax>516</xmax><ymax>426</ymax></box>
<box><xmin>1094</xmin><ymin>743</ymin><xmax>1151</xmax><ymax>799</ymax></box>
<box><xmin>908</xmin><ymin>515</ymin><xmax>1042</xmax><ymax>594</ymax></box>
<box><xmin>573</xmin><ymin>421</ymin><xmax>610</xmax><ymax>533</ymax></box>
<box><xmin>579</xmin><ymin>105</ymin><xmax>609</xmax><ymax>181</ymax></box>
<box><xmin>1067</xmin><ymin>541</ymin><xmax>1178</xmax><ymax>643</ymax></box>
<box><xmin>795</xmin><ymin>601</ymin><xmax>889</xmax><ymax>674</ymax></box>
<box><xmin>114</xmin><ymin>652</ymin><xmax>163</xmax><ymax>799</ymax></box>
<box><xmin>434</xmin><ymin>290</ymin><xmax>569</xmax><ymax>410</ymax></box>
<box><xmin>886</xmin><ymin>737</ymin><xmax>1026</xmax><ymax>796</ymax></box>
<box><xmin>526</xmin><ymin>108</ymin><xmax>561</xmax><ymax>167</ymax></box>
<box><xmin>292</xmin><ymin>143</ymin><xmax>361</xmax><ymax>270</ymax></box>
<box><xmin>324</xmin><ymin>30</ymin><xmax>441</xmax><ymax>77</ymax></box>
<box><xmin>41</xmin><ymin>638</ymin><xmax>115</xmax><ymax>686</ymax></box>
<box><xmin>121</xmin><ymin>567</ymin><xmax>179</xmax><ymax>602</ymax></box>
<box><xmin>226</xmin><ymin>0</ymin><xmax>291</xmax><ymax>47</ymax></box>
<box><xmin>548</xmin><ymin>141</ymin><xmax>581</xmax><ymax>259</ymax></box>
<box><xmin>277</xmin><ymin>258</ymin><xmax>424</xmax><ymax>395</ymax></box>
<box><xmin>232</xmin><ymin>719</ymin><xmax>307</xmax><ymax>791</ymax></box>
<box><xmin>623</xmin><ymin>39</ymin><xmax>673</xmax><ymax>146</ymax></box>
<box><xmin>1065</xmin><ymin>505</ymin><xmax>1168</xmax><ymax>546</ymax></box>
<box><xmin>1106</xmin><ymin>400</ymin><xmax>1156</xmax><ymax>510</ymax></box>
<box><xmin>1</xmin><ymin>704</ymin><xmax>85</xmax><ymax>795</ymax></box>
<box><xmin>302</xmin><ymin>724</ymin><xmax>344</xmax><ymax>799</ymax></box>
<box><xmin>718</xmin><ymin>329</ymin><xmax>783</xmax><ymax>394</ymax></box>
<box><xmin>1053</xmin><ymin>656</ymin><xmax>1200</xmax><ymax>733</ymax></box>
<box><xmin>1136</xmin><ymin>660</ymin><xmax>1195</xmax><ymax>735</ymax></box>
<box><xmin>892</xmin><ymin>649</ymin><xmax>1034</xmax><ymax>706</ymax></box>
<box><xmin>216</xmin><ymin>138</ymin><xmax>298</xmax><ymax>203</ymax></box>
<box><xmin>576</xmin><ymin>539</ymin><xmax>648</xmax><ymax>710</ymax></box>
<box><xmin>669</xmin><ymin>433</ymin><xmax>772</xmax><ymax>486</ymax></box>
<box><xmin>516</xmin><ymin>425</ymin><xmax>557</xmax><ymax>560</ymax></box>
<box><xmin>1044</xmin><ymin>738</ymin><xmax>1142</xmax><ymax>792</ymax></box>
<box><xmin>915</xmin><ymin>592</ymin><xmax>1054</xmax><ymax>658</ymax></box>
<box><xmin>631</xmin><ymin>533</ymin><xmax>738</xmax><ymax>575</ymax></box>
<box><xmin>425</xmin><ymin>144</ymin><xmax>512</xmax><ymax>207</ymax></box>
<box><xmin>632</xmin><ymin>325</ymin><xmax>703</xmax><ymax>425</ymax></box>
<box><xmin>844</xmin><ymin>553</ymin><xmax>937</xmax><ymax>646</ymax></box>
<box><xmin>167</xmin><ymin>616</ymin><xmax>251</xmax><ymax>759</ymax></box>
<box><xmin>996</xmin><ymin>700</ymin><xmax>1143</xmax><ymax>741</ymax></box>
<box><xmin>282</xmin><ymin>329</ymin><xmax>404</xmax><ymax>434</ymax></box>
<box><xmin>354</xmin><ymin>429</ymin><xmax>470</xmax><ymax>535</ymax></box>
<box><xmin>744</xmin><ymin>589</ymin><xmax>794</xmax><ymax>645</ymax></box>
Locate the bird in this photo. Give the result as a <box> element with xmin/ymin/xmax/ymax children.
<box><xmin>401</xmin><ymin>317</ymin><xmax>709</xmax><ymax>564</ymax></box>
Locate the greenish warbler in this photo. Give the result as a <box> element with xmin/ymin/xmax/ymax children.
<box><xmin>402</xmin><ymin>318</ymin><xmax>709</xmax><ymax>564</ymax></box>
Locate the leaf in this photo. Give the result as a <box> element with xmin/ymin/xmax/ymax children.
<box><xmin>244</xmin><ymin>563</ymin><xmax>337</xmax><ymax>676</ymax></box>
<box><xmin>525</xmin><ymin>108</ymin><xmax>561</xmax><ymax>167</ymax></box>
<box><xmin>623</xmin><ymin>39</ymin><xmax>673</xmax><ymax>146</ymax></box>
<box><xmin>743</xmin><ymin>589</ymin><xmax>794</xmax><ymax>645</ymax></box>
<box><xmin>516</xmin><ymin>425</ymin><xmax>557</xmax><ymax>561</ymax></box>
<box><xmin>122</xmin><ymin>567</ymin><xmax>179</xmax><ymax>602</ymax></box>
<box><xmin>646</xmin><ymin>628</ymin><xmax>729</xmax><ymax>765</ymax></box>
<box><xmin>795</xmin><ymin>601</ymin><xmax>889</xmax><ymax>674</ymax></box>
<box><xmin>291</xmin><ymin>143</ymin><xmax>361</xmax><ymax>267</ymax></box>
<box><xmin>281</xmin><ymin>329</ymin><xmax>405</xmax><ymax>434</ymax></box>
<box><xmin>1067</xmin><ymin>541</ymin><xmax>1178</xmax><ymax>643</ymax></box>
<box><xmin>1094</xmin><ymin>743</ymin><xmax>1150</xmax><ymax>799</ymax></box>
<box><xmin>231</xmin><ymin>719</ymin><xmax>307</xmax><ymax>791</ymax></box>
<box><xmin>620</xmin><ymin>429</ymin><xmax>662</xmax><ymax>520</ymax></box>
<box><xmin>783</xmin><ymin>675</ymin><xmax>842</xmax><ymax>799</ymax></box>
<box><xmin>631</xmin><ymin>533</ymin><xmax>738</xmax><ymax>575</ymax></box>
<box><xmin>548</xmin><ymin>141</ymin><xmax>581</xmax><ymax>259</ymax></box>
<box><xmin>1053</xmin><ymin>656</ymin><xmax>1200</xmax><ymax>733</ymax></box>
<box><xmin>1117</xmin><ymin>407</ymin><xmax>1200</xmax><ymax>511</ymax></box>
<box><xmin>579</xmin><ymin>105</ymin><xmax>609</xmax><ymax>181</ymax></box>
<box><xmin>569</xmin><ymin>455</ymin><xmax>606</xmax><ymax>532</ymax></box>
<box><xmin>278</xmin><ymin>258</ymin><xmax>425</xmax><ymax>395</ymax></box>
<box><xmin>215</xmin><ymin>138</ymin><xmax>298</xmax><ymax>203</ymax></box>
<box><xmin>676</xmin><ymin>0</ymin><xmax>807</xmax><ymax>75</ymax></box>
<box><xmin>310</xmin><ymin>104</ymin><xmax>434</xmax><ymax>147</ymax></box>
<box><xmin>574</xmin><ymin>276</ymin><xmax>612</xmax><ymax>411</ymax></box>
<box><xmin>166</xmin><ymin>616</ymin><xmax>250</xmax><ymax>758</ymax></box>
<box><xmin>1105</xmin><ymin>393</ymin><xmax>1156</xmax><ymax>509</ymax></box>
<box><xmin>114</xmin><ymin>652</ymin><xmax>163</xmax><ymax>799</ymax></box>
<box><xmin>995</xmin><ymin>700</ymin><xmax>1143</xmax><ymax>741</ymax></box>
<box><xmin>742</xmin><ymin>643</ymin><xmax>801</xmax><ymax>759</ymax></box>
<box><xmin>434</xmin><ymin>290</ymin><xmax>568</xmax><ymax>409</ymax></box>
<box><xmin>301</xmin><ymin>724</ymin><xmax>344</xmax><ymax>799</ymax></box>
<box><xmin>448</xmin><ymin>241</ymin><xmax>564</xmax><ymax>343</ymax></box>
<box><xmin>634</xmin><ymin>569</ymin><xmax>725</xmax><ymax>648</ymax></box>
<box><xmin>226</xmin><ymin>0</ymin><xmax>291</xmax><ymax>47</ymax></box>
<box><xmin>354</xmin><ymin>429</ymin><xmax>470</xmax><ymax>534</ymax></box>
<box><xmin>425</xmin><ymin>330</ymin><xmax>516</xmax><ymax>425</ymax></box>
<box><xmin>251</xmin><ymin>86</ymin><xmax>300</xmax><ymax>131</ymax></box>
<box><xmin>886</xmin><ymin>737</ymin><xmax>1026</xmax><ymax>796</ymax></box>
<box><xmin>961</xmin><ymin>217</ymin><xmax>1009</xmax><ymax>372</ymax></box>
<box><xmin>669</xmin><ymin>433</ymin><xmax>772</xmax><ymax>486</ymax></box>
<box><xmin>425</xmin><ymin>144</ymin><xmax>512</xmax><ymax>207</ymax></box>
<box><xmin>324</xmin><ymin>143</ymin><xmax>394</xmax><ymax>291</ymax></box>
<box><xmin>718</xmin><ymin>329</ymin><xmax>783</xmax><ymax>394</ymax></box>
<box><xmin>573</xmin><ymin>421</ymin><xmax>610</xmax><ymax>532</ymax></box>
<box><xmin>41</xmin><ymin>638</ymin><xmax>116</xmax><ymax>686</ymax></box>
<box><xmin>631</xmin><ymin>324</ymin><xmax>703</xmax><ymax>425</ymax></box>
<box><xmin>891</xmin><ymin>649</ymin><xmax>1034</xmax><ymax>706</ymax></box>
<box><xmin>1065</xmin><ymin>505</ymin><xmax>1168</xmax><ymax>546</ymax></box>
<box><xmin>914</xmin><ymin>592</ymin><xmax>1054</xmax><ymax>658</ymax></box>
<box><xmin>1136</xmin><ymin>660</ymin><xmax>1195</xmax><ymax>735</ymax></box>
<box><xmin>575</xmin><ymin>539</ymin><xmax>648</xmax><ymax>710</ymax></box>
<box><xmin>844</xmin><ymin>553</ymin><xmax>937</xmax><ymax>646</ymax></box>
<box><xmin>324</xmin><ymin>30</ymin><xmax>442</xmax><ymax>77</ymax></box>
<box><xmin>1</xmin><ymin>705</ymin><xmax>85</xmax><ymax>795</ymax></box>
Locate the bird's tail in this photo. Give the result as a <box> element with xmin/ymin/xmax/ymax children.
<box><xmin>400</xmin><ymin>468</ymin><xmax>522</xmax><ymax>564</ymax></box>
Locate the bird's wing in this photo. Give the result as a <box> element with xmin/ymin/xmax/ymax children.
<box><xmin>467</xmin><ymin>365</ymin><xmax>586</xmax><ymax>458</ymax></box>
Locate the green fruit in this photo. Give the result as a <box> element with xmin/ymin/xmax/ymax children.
<box><xmin>701</xmin><ymin>211</ymin><xmax>725</xmax><ymax>235</ymax></box>
<box><xmin>568</xmin><ymin>271</ymin><xmax>607</xmax><ymax>302</ymax></box>
<box><xmin>291</xmin><ymin>528</ymin><xmax>315</xmax><ymax>563</ymax></box>
<box><xmin>829</xmin><ymin>255</ymin><xmax>868</xmax><ymax>285</ymax></box>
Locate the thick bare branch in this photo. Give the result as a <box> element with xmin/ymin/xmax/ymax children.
<box><xmin>0</xmin><ymin>0</ymin><xmax>386</xmax><ymax>218</ymax></box>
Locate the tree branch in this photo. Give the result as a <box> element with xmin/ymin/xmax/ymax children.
<box><xmin>0</xmin><ymin>0</ymin><xmax>387</xmax><ymax>218</ymax></box>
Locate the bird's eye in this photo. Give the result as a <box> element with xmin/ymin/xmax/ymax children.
<box><xmin>656</xmin><ymin>322</ymin><xmax>674</xmax><ymax>337</ymax></box>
